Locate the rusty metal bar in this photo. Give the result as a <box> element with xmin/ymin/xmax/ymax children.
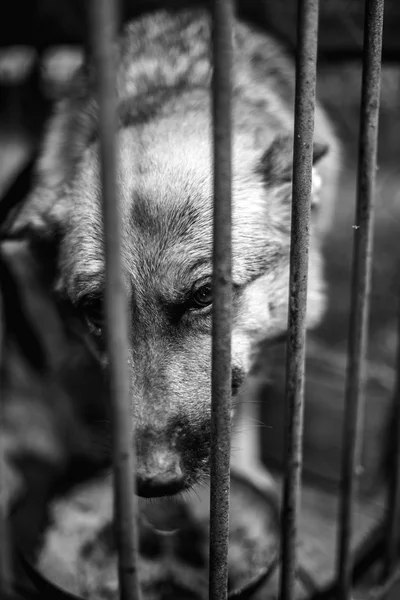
<box><xmin>336</xmin><ymin>1</ymin><xmax>384</xmax><ymax>598</ymax></box>
<box><xmin>279</xmin><ymin>2</ymin><xmax>320</xmax><ymax>600</ymax></box>
<box><xmin>209</xmin><ymin>0</ymin><xmax>234</xmax><ymax>598</ymax></box>
<box><xmin>89</xmin><ymin>2</ymin><xmax>141</xmax><ymax>600</ymax></box>
<box><xmin>385</xmin><ymin>292</ymin><xmax>400</xmax><ymax>576</ymax></box>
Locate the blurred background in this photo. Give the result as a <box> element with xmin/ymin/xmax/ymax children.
<box><xmin>0</xmin><ymin>0</ymin><xmax>399</xmax><ymax>576</ymax></box>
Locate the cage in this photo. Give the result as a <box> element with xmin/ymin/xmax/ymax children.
<box><xmin>0</xmin><ymin>0</ymin><xmax>399</xmax><ymax>599</ymax></box>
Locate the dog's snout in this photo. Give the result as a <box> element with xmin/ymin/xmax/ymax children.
<box><xmin>136</xmin><ymin>450</ymin><xmax>184</xmax><ymax>498</ymax></box>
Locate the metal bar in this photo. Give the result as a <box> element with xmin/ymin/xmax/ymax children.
<box><xmin>209</xmin><ymin>0</ymin><xmax>234</xmax><ymax>598</ymax></box>
<box><xmin>385</xmin><ymin>291</ymin><xmax>400</xmax><ymax>576</ymax></box>
<box><xmin>89</xmin><ymin>2</ymin><xmax>141</xmax><ymax>600</ymax></box>
<box><xmin>336</xmin><ymin>1</ymin><xmax>384</xmax><ymax>598</ymax></box>
<box><xmin>279</xmin><ymin>1</ymin><xmax>320</xmax><ymax>599</ymax></box>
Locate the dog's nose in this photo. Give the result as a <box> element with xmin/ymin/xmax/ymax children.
<box><xmin>136</xmin><ymin>451</ymin><xmax>184</xmax><ymax>498</ymax></box>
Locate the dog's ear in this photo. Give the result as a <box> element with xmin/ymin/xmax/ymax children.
<box><xmin>257</xmin><ymin>134</ymin><xmax>329</xmax><ymax>188</ymax></box>
<box><xmin>8</xmin><ymin>64</ymin><xmax>97</xmax><ymax>242</ymax></box>
<box><xmin>0</xmin><ymin>151</ymin><xmax>66</xmax><ymax>289</ymax></box>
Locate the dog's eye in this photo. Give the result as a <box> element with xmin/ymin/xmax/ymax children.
<box><xmin>190</xmin><ymin>281</ymin><xmax>212</xmax><ymax>309</ymax></box>
<box><xmin>80</xmin><ymin>297</ymin><xmax>104</xmax><ymax>335</ymax></box>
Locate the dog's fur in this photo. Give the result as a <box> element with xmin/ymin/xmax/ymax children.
<box><xmin>13</xmin><ymin>8</ymin><xmax>341</xmax><ymax>497</ymax></box>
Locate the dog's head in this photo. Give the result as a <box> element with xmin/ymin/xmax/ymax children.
<box><xmin>14</xmin><ymin>91</ymin><xmax>335</xmax><ymax>497</ymax></box>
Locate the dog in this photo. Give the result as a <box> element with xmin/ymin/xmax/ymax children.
<box><xmin>13</xmin><ymin>7</ymin><xmax>341</xmax><ymax>499</ymax></box>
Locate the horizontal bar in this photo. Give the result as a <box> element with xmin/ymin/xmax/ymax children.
<box><xmin>208</xmin><ymin>0</ymin><xmax>234</xmax><ymax>598</ymax></box>
<box><xmin>336</xmin><ymin>1</ymin><xmax>384</xmax><ymax>598</ymax></box>
<box><xmin>89</xmin><ymin>2</ymin><xmax>141</xmax><ymax>600</ymax></box>
<box><xmin>279</xmin><ymin>1</ymin><xmax>320</xmax><ymax>600</ymax></box>
<box><xmin>385</xmin><ymin>291</ymin><xmax>400</xmax><ymax>575</ymax></box>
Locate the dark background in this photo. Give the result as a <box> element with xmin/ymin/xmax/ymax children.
<box><xmin>1</xmin><ymin>0</ymin><xmax>400</xmax><ymax>61</ymax></box>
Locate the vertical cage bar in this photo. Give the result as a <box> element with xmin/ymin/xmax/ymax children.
<box><xmin>385</xmin><ymin>292</ymin><xmax>400</xmax><ymax>576</ymax></box>
<box><xmin>209</xmin><ymin>0</ymin><xmax>234</xmax><ymax>599</ymax></box>
<box><xmin>89</xmin><ymin>2</ymin><xmax>141</xmax><ymax>600</ymax></box>
<box><xmin>279</xmin><ymin>1</ymin><xmax>320</xmax><ymax>599</ymax></box>
<box><xmin>336</xmin><ymin>0</ymin><xmax>384</xmax><ymax>598</ymax></box>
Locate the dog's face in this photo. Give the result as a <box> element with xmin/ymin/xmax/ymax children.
<box><xmin>21</xmin><ymin>106</ymin><xmax>328</xmax><ymax>497</ymax></box>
